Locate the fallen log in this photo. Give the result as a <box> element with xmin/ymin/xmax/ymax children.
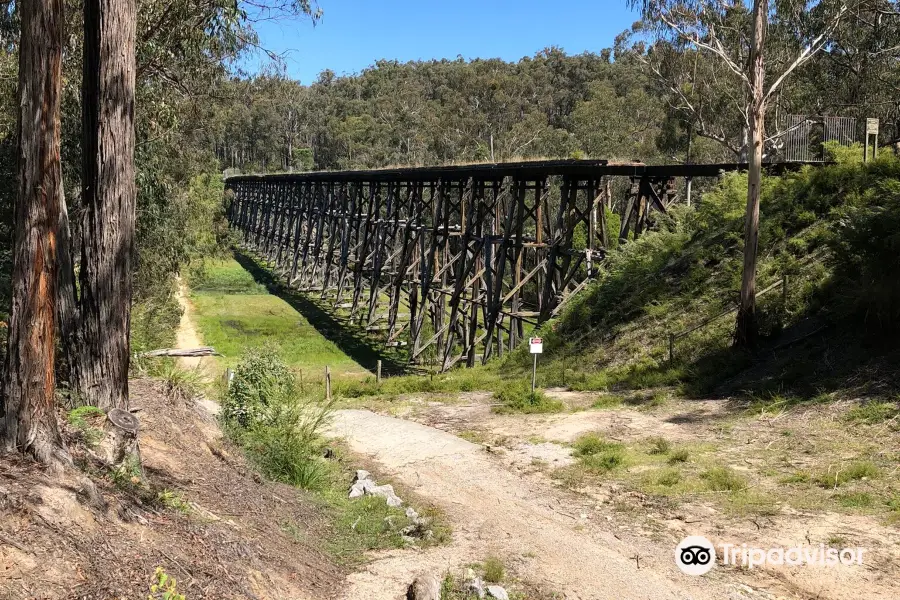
<box><xmin>137</xmin><ymin>347</ymin><xmax>219</xmax><ymax>358</ymax></box>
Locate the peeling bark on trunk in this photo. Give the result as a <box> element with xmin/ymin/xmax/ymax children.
<box><xmin>1</xmin><ymin>0</ymin><xmax>67</xmax><ymax>465</ymax></box>
<box><xmin>735</xmin><ymin>0</ymin><xmax>768</xmax><ymax>349</ymax></box>
<box><xmin>75</xmin><ymin>0</ymin><xmax>137</xmax><ymax>410</ymax></box>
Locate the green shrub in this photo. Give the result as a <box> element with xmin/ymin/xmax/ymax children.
<box><xmin>701</xmin><ymin>467</ymin><xmax>748</xmax><ymax>492</ymax></box>
<box><xmin>581</xmin><ymin>447</ymin><xmax>626</xmax><ymax>472</ymax></box>
<box><xmin>814</xmin><ymin>461</ymin><xmax>880</xmax><ymax>488</ymax></box>
<box><xmin>667</xmin><ymin>448</ymin><xmax>690</xmax><ymax>464</ymax></box>
<box><xmin>572</xmin><ymin>433</ymin><xmax>616</xmax><ymax>456</ymax></box>
<box><xmin>572</xmin><ymin>433</ymin><xmax>626</xmax><ymax>472</ymax></box>
<box><xmin>222</xmin><ymin>346</ymin><xmax>294</xmax><ymax>428</ymax></box>
<box><xmin>492</xmin><ymin>382</ymin><xmax>563</xmax><ymax>414</ymax></box>
<box><xmin>482</xmin><ymin>556</ymin><xmax>505</xmax><ymax>583</ymax></box>
<box><xmin>845</xmin><ymin>400</ymin><xmax>899</xmax><ymax>424</ymax></box>
<box><xmin>647</xmin><ymin>436</ymin><xmax>671</xmax><ymax>455</ymax></box>
<box><xmin>223</xmin><ymin>347</ymin><xmax>334</xmax><ymax>490</ymax></box>
<box><xmin>835</xmin><ymin>491</ymin><xmax>874</xmax><ymax>508</ymax></box>
<box><xmin>67</xmin><ymin>406</ymin><xmax>105</xmax><ymax>447</ymax></box>
<box><xmin>655</xmin><ymin>467</ymin><xmax>682</xmax><ymax>487</ymax></box>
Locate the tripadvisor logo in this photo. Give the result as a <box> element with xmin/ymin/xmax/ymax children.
<box><xmin>675</xmin><ymin>535</ymin><xmax>869</xmax><ymax>575</ymax></box>
<box><xmin>675</xmin><ymin>536</ymin><xmax>716</xmax><ymax>576</ymax></box>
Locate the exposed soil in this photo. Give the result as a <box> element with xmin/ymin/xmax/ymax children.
<box><xmin>0</xmin><ymin>379</ymin><xmax>346</xmax><ymax>599</ymax></box>
<box><xmin>331</xmin><ymin>392</ymin><xmax>900</xmax><ymax>600</ymax></box>
<box><xmin>175</xmin><ymin>278</ymin><xmax>216</xmax><ymax>379</ymax></box>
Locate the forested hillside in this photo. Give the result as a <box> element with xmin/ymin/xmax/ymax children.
<box><xmin>0</xmin><ymin>0</ymin><xmax>897</xmax><ymax>353</ymax></box>
<box><xmin>203</xmin><ymin>7</ymin><xmax>900</xmax><ymax>174</ymax></box>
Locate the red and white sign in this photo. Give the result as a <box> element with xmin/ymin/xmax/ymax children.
<box><xmin>529</xmin><ymin>337</ymin><xmax>543</xmax><ymax>354</ymax></box>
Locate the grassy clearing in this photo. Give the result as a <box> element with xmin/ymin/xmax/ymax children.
<box><xmin>188</xmin><ymin>258</ymin><xmax>368</xmax><ymax>378</ymax></box>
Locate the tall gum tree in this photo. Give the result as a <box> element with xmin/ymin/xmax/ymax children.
<box><xmin>1</xmin><ymin>0</ymin><xmax>68</xmax><ymax>465</ymax></box>
<box><xmin>75</xmin><ymin>0</ymin><xmax>137</xmax><ymax>410</ymax></box>
<box><xmin>630</xmin><ymin>0</ymin><xmax>850</xmax><ymax>347</ymax></box>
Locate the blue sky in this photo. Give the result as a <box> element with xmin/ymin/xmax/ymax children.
<box><xmin>245</xmin><ymin>1</ymin><xmax>641</xmax><ymax>83</ymax></box>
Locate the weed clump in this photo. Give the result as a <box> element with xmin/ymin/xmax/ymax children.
<box><xmin>813</xmin><ymin>461</ymin><xmax>880</xmax><ymax>488</ymax></box>
<box><xmin>572</xmin><ymin>433</ymin><xmax>626</xmax><ymax>472</ymax></box>
<box><xmin>492</xmin><ymin>383</ymin><xmax>563</xmax><ymax>414</ymax></box>
<box><xmin>667</xmin><ymin>448</ymin><xmax>690</xmax><ymax>464</ymax></box>
<box><xmin>701</xmin><ymin>467</ymin><xmax>748</xmax><ymax>492</ymax></box>
<box><xmin>647</xmin><ymin>436</ymin><xmax>671</xmax><ymax>455</ymax></box>
<box><xmin>482</xmin><ymin>556</ymin><xmax>505</xmax><ymax>583</ymax></box>
<box><xmin>654</xmin><ymin>468</ymin><xmax>682</xmax><ymax>487</ymax></box>
<box><xmin>67</xmin><ymin>406</ymin><xmax>105</xmax><ymax>447</ymax></box>
<box><xmin>845</xmin><ymin>400</ymin><xmax>899</xmax><ymax>424</ymax></box>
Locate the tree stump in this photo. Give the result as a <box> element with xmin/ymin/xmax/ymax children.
<box><xmin>98</xmin><ymin>408</ymin><xmax>141</xmax><ymax>469</ymax></box>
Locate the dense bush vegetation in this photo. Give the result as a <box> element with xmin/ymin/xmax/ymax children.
<box><xmin>223</xmin><ymin>347</ymin><xmax>333</xmax><ymax>489</ymax></box>
<box><xmin>508</xmin><ymin>151</ymin><xmax>900</xmax><ymax>399</ymax></box>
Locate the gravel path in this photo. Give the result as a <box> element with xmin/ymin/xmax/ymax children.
<box><xmin>328</xmin><ymin>409</ymin><xmax>744</xmax><ymax>600</ymax></box>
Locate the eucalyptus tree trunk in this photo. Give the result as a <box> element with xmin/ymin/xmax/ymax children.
<box><xmin>75</xmin><ymin>0</ymin><xmax>137</xmax><ymax>410</ymax></box>
<box><xmin>2</xmin><ymin>0</ymin><xmax>67</xmax><ymax>465</ymax></box>
<box><xmin>735</xmin><ymin>0</ymin><xmax>768</xmax><ymax>349</ymax></box>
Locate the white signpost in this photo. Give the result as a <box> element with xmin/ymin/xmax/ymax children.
<box><xmin>529</xmin><ymin>337</ymin><xmax>543</xmax><ymax>392</ymax></box>
<box><xmin>865</xmin><ymin>118</ymin><xmax>880</xmax><ymax>162</ymax></box>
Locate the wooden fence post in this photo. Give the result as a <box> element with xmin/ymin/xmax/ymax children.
<box><xmin>376</xmin><ymin>360</ymin><xmax>382</xmax><ymax>384</ymax></box>
<box><xmin>325</xmin><ymin>366</ymin><xmax>332</xmax><ymax>401</ymax></box>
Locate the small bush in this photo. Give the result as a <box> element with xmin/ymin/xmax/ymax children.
<box><xmin>701</xmin><ymin>467</ymin><xmax>748</xmax><ymax>492</ymax></box>
<box><xmin>582</xmin><ymin>448</ymin><xmax>626</xmax><ymax>472</ymax></box>
<box><xmin>667</xmin><ymin>448</ymin><xmax>690</xmax><ymax>464</ymax></box>
<box><xmin>222</xmin><ymin>346</ymin><xmax>294</xmax><ymax>428</ymax></box>
<box><xmin>159</xmin><ymin>363</ymin><xmax>204</xmax><ymax>400</ymax></box>
<box><xmin>482</xmin><ymin>556</ymin><xmax>505</xmax><ymax>583</ymax></box>
<box><xmin>591</xmin><ymin>394</ymin><xmax>624</xmax><ymax>409</ymax></box>
<box><xmin>223</xmin><ymin>347</ymin><xmax>334</xmax><ymax>490</ymax></box>
<box><xmin>149</xmin><ymin>567</ymin><xmax>186</xmax><ymax>600</ymax></box>
<box><xmin>572</xmin><ymin>433</ymin><xmax>616</xmax><ymax>457</ymax></box>
<box><xmin>648</xmin><ymin>437</ymin><xmax>671</xmax><ymax>455</ymax></box>
<box><xmin>655</xmin><ymin>467</ymin><xmax>682</xmax><ymax>487</ymax></box>
<box><xmin>780</xmin><ymin>471</ymin><xmax>811</xmax><ymax>484</ymax></box>
<box><xmin>67</xmin><ymin>406</ymin><xmax>105</xmax><ymax>447</ymax></box>
<box><xmin>835</xmin><ymin>492</ymin><xmax>874</xmax><ymax>508</ymax></box>
<box><xmin>493</xmin><ymin>383</ymin><xmax>563</xmax><ymax>414</ymax></box>
<box><xmin>573</xmin><ymin>433</ymin><xmax>626</xmax><ymax>472</ymax></box>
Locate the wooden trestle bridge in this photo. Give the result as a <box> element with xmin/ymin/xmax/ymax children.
<box><xmin>225</xmin><ymin>159</ymin><xmax>797</xmax><ymax>372</ymax></box>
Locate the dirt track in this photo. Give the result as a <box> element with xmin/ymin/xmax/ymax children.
<box><xmin>330</xmin><ymin>409</ymin><xmax>746</xmax><ymax>600</ymax></box>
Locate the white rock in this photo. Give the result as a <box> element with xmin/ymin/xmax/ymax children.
<box><xmin>406</xmin><ymin>574</ymin><xmax>440</xmax><ymax>600</ymax></box>
<box><xmin>369</xmin><ymin>484</ymin><xmax>403</xmax><ymax>507</ymax></box>
<box><xmin>405</xmin><ymin>507</ymin><xmax>420</xmax><ymax>521</ymax></box>
<box><xmin>466</xmin><ymin>576</ymin><xmax>486</xmax><ymax>599</ymax></box>
<box><xmin>348</xmin><ymin>478</ymin><xmax>375</xmax><ymax>498</ymax></box>
<box><xmin>486</xmin><ymin>585</ymin><xmax>509</xmax><ymax>600</ymax></box>
<box><xmin>354</xmin><ymin>469</ymin><xmax>371</xmax><ymax>482</ymax></box>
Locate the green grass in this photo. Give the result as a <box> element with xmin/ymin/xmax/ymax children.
<box><xmin>845</xmin><ymin>400</ymin><xmax>899</xmax><ymax>424</ymax></box>
<box><xmin>813</xmin><ymin>461</ymin><xmax>880</xmax><ymax>488</ymax></box>
<box><xmin>67</xmin><ymin>406</ymin><xmax>105</xmax><ymax>447</ymax></box>
<box><xmin>572</xmin><ymin>433</ymin><xmax>627</xmax><ymax>472</ymax></box>
<box><xmin>492</xmin><ymin>384</ymin><xmax>564</xmax><ymax>414</ymax></box>
<box><xmin>482</xmin><ymin>556</ymin><xmax>505</xmax><ymax>583</ymax></box>
<box><xmin>667</xmin><ymin>448</ymin><xmax>690</xmax><ymax>464</ymax></box>
<box><xmin>189</xmin><ymin>259</ymin><xmax>368</xmax><ymax>377</ymax></box>
<box><xmin>700</xmin><ymin>467</ymin><xmax>748</xmax><ymax>492</ymax></box>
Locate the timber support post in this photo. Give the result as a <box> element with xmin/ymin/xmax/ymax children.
<box><xmin>225</xmin><ymin>159</ymin><xmax>804</xmax><ymax>372</ymax></box>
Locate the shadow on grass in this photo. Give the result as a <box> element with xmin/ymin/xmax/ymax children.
<box><xmin>232</xmin><ymin>250</ymin><xmax>408</xmax><ymax>376</ymax></box>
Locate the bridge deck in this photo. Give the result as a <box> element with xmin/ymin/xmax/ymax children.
<box><xmin>226</xmin><ymin>159</ymin><xmax>811</xmax><ymax>183</ymax></box>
